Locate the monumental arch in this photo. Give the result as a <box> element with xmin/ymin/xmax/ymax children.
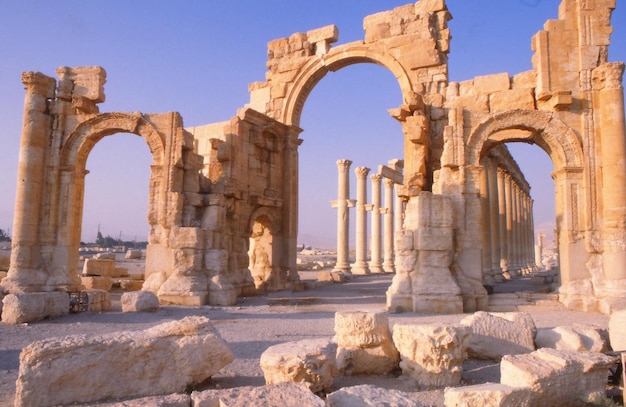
<box><xmin>2</xmin><ymin>0</ymin><xmax>625</xmax><ymax>322</ymax></box>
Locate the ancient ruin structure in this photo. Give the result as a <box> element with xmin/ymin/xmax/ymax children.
<box><xmin>2</xmin><ymin>0</ymin><xmax>625</xmax><ymax>322</ymax></box>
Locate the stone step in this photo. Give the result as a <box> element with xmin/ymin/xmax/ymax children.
<box><xmin>487</xmin><ymin>293</ymin><xmax>564</xmax><ymax>312</ymax></box>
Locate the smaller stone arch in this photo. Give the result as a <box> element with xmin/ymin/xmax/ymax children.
<box><xmin>466</xmin><ymin>109</ymin><xmax>584</xmax><ymax>171</ymax></box>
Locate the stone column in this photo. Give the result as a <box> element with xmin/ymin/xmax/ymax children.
<box><xmin>3</xmin><ymin>72</ymin><xmax>57</xmax><ymax>293</ymax></box>
<box><xmin>479</xmin><ymin>159</ymin><xmax>494</xmax><ymax>282</ymax></box>
<box><xmin>394</xmin><ymin>191</ymin><xmax>404</xmax><ymax>233</ymax></box>
<box><xmin>382</xmin><ymin>178</ymin><xmax>395</xmax><ymax>273</ymax></box>
<box><xmin>593</xmin><ymin>63</ymin><xmax>626</xmax><ymax>283</ymax></box>
<box><xmin>504</xmin><ymin>171</ymin><xmax>514</xmax><ymax>278</ymax></box>
<box><xmin>536</xmin><ymin>233</ymin><xmax>545</xmax><ymax>269</ymax></box>
<box><xmin>352</xmin><ymin>166</ymin><xmax>371</xmax><ymax>274</ymax></box>
<box><xmin>487</xmin><ymin>159</ymin><xmax>502</xmax><ymax>280</ymax></box>
<box><xmin>497</xmin><ymin>167</ymin><xmax>509</xmax><ymax>277</ymax></box>
<box><xmin>369</xmin><ymin>173</ymin><xmax>384</xmax><ymax>273</ymax></box>
<box><xmin>333</xmin><ymin>159</ymin><xmax>352</xmax><ymax>273</ymax></box>
<box><xmin>511</xmin><ymin>182</ymin><xmax>520</xmax><ymax>274</ymax></box>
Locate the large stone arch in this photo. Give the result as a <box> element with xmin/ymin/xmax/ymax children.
<box><xmin>281</xmin><ymin>44</ymin><xmax>414</xmax><ymax>128</ymax></box>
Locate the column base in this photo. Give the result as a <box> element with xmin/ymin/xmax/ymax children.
<box><xmin>351</xmin><ymin>263</ymin><xmax>371</xmax><ymax>275</ymax></box>
<box><xmin>368</xmin><ymin>263</ymin><xmax>385</xmax><ymax>273</ymax></box>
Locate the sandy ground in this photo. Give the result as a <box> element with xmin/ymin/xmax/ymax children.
<box><xmin>0</xmin><ymin>271</ymin><xmax>612</xmax><ymax>407</ymax></box>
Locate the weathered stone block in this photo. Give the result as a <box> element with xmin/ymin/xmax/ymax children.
<box><xmin>121</xmin><ymin>290</ymin><xmax>160</xmax><ymax>312</ymax></box>
<box><xmin>14</xmin><ymin>316</ymin><xmax>233</xmax><ymax>407</ymax></box>
<box><xmin>125</xmin><ymin>250</ymin><xmax>143</xmax><ymax>259</ymax></box>
<box><xmin>87</xmin><ymin>289</ymin><xmax>111</xmax><ymax>312</ymax></box>
<box><xmin>460</xmin><ymin>311</ymin><xmax>536</xmax><ymax>361</ymax></box>
<box><xmin>415</xmin><ymin>227</ymin><xmax>453</xmax><ymax>251</ymax></box>
<box><xmin>192</xmin><ymin>383</ymin><xmax>325</xmax><ymax>407</ymax></box>
<box><xmin>2</xmin><ymin>292</ymin><xmax>69</xmax><ymax>324</ymax></box>
<box><xmin>91</xmin><ymin>393</ymin><xmax>190</xmax><ymax>406</ymax></box>
<box><xmin>260</xmin><ymin>338</ymin><xmax>337</xmax><ymax>393</ymax></box>
<box><xmin>334</xmin><ymin>311</ymin><xmax>399</xmax><ymax>375</ymax></box>
<box><xmin>489</xmin><ymin>88</ymin><xmax>536</xmax><ymax>111</ymax></box>
<box><xmin>443</xmin><ymin>383</ymin><xmax>532</xmax><ymax>407</ymax></box>
<box><xmin>535</xmin><ymin>324</ymin><xmax>607</xmax><ymax>353</ymax></box>
<box><xmin>83</xmin><ymin>258</ymin><xmax>125</xmax><ymax>277</ymax></box>
<box><xmin>473</xmin><ymin>72</ymin><xmax>510</xmax><ymax>94</ymax></box>
<box><xmin>500</xmin><ymin>348</ymin><xmax>615</xmax><ymax>406</ymax></box>
<box><xmin>169</xmin><ymin>226</ymin><xmax>205</xmax><ymax>249</ymax></box>
<box><xmin>392</xmin><ymin>324</ymin><xmax>470</xmax><ymax>388</ymax></box>
<box><xmin>81</xmin><ymin>275</ymin><xmax>113</xmax><ymax>291</ymax></box>
<box><xmin>328</xmin><ymin>385</ymin><xmax>421</xmax><ymax>407</ymax></box>
<box><xmin>158</xmin><ymin>275</ymin><xmax>209</xmax><ymax>306</ymax></box>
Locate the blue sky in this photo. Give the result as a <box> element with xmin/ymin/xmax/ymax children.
<box><xmin>0</xmin><ymin>1</ymin><xmax>624</xmax><ymax>247</ymax></box>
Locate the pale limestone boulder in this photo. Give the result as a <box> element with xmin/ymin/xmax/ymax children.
<box><xmin>443</xmin><ymin>383</ymin><xmax>532</xmax><ymax>407</ymax></box>
<box><xmin>333</xmin><ymin>311</ymin><xmax>399</xmax><ymax>375</ymax></box>
<box><xmin>460</xmin><ymin>311</ymin><xmax>535</xmax><ymax>360</ymax></box>
<box><xmin>14</xmin><ymin>316</ymin><xmax>234</xmax><ymax>407</ymax></box>
<box><xmin>192</xmin><ymin>383</ymin><xmax>325</xmax><ymax>407</ymax></box>
<box><xmin>260</xmin><ymin>338</ymin><xmax>337</xmax><ymax>393</ymax></box>
<box><xmin>125</xmin><ymin>249</ymin><xmax>143</xmax><ymax>259</ymax></box>
<box><xmin>327</xmin><ymin>384</ymin><xmax>422</xmax><ymax>407</ymax></box>
<box><xmin>2</xmin><ymin>292</ymin><xmax>69</xmax><ymax>324</ymax></box>
<box><xmin>92</xmin><ymin>393</ymin><xmax>190</xmax><ymax>406</ymax></box>
<box><xmin>535</xmin><ymin>324</ymin><xmax>607</xmax><ymax>353</ymax></box>
<box><xmin>95</xmin><ymin>252</ymin><xmax>117</xmax><ymax>260</ymax></box>
<box><xmin>120</xmin><ymin>279</ymin><xmax>145</xmax><ymax>291</ymax></box>
<box><xmin>608</xmin><ymin>309</ymin><xmax>626</xmax><ymax>351</ymax></box>
<box><xmin>81</xmin><ymin>275</ymin><xmax>113</xmax><ymax>291</ymax></box>
<box><xmin>392</xmin><ymin>324</ymin><xmax>470</xmax><ymax>388</ymax></box>
<box><xmin>500</xmin><ymin>348</ymin><xmax>616</xmax><ymax>406</ymax></box>
<box><xmin>121</xmin><ymin>290</ymin><xmax>160</xmax><ymax>312</ymax></box>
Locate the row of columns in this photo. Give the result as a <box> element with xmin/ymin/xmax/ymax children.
<box><xmin>332</xmin><ymin>159</ymin><xmax>404</xmax><ymax>275</ymax></box>
<box><xmin>480</xmin><ymin>157</ymin><xmax>537</xmax><ymax>282</ymax></box>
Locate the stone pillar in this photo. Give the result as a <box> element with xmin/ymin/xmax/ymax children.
<box><xmin>333</xmin><ymin>159</ymin><xmax>352</xmax><ymax>273</ymax></box>
<box><xmin>479</xmin><ymin>159</ymin><xmax>494</xmax><ymax>283</ymax></box>
<box><xmin>593</xmin><ymin>63</ymin><xmax>626</xmax><ymax>287</ymax></box>
<box><xmin>352</xmin><ymin>166</ymin><xmax>371</xmax><ymax>274</ymax></box>
<box><xmin>487</xmin><ymin>160</ymin><xmax>502</xmax><ymax>280</ymax></box>
<box><xmin>536</xmin><ymin>233</ymin><xmax>545</xmax><ymax>269</ymax></box>
<box><xmin>369</xmin><ymin>174</ymin><xmax>384</xmax><ymax>273</ymax></box>
<box><xmin>382</xmin><ymin>178</ymin><xmax>395</xmax><ymax>273</ymax></box>
<box><xmin>504</xmin><ymin>171</ymin><xmax>514</xmax><ymax>278</ymax></box>
<box><xmin>394</xmin><ymin>191</ymin><xmax>404</xmax><ymax>233</ymax></box>
<box><xmin>3</xmin><ymin>72</ymin><xmax>57</xmax><ymax>293</ymax></box>
<box><xmin>511</xmin><ymin>182</ymin><xmax>520</xmax><ymax>274</ymax></box>
<box><xmin>496</xmin><ymin>167</ymin><xmax>508</xmax><ymax>277</ymax></box>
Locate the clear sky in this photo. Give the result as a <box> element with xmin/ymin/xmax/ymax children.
<box><xmin>0</xmin><ymin>1</ymin><xmax>624</xmax><ymax>247</ymax></box>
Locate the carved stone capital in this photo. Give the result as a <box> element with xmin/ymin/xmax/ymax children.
<box><xmin>21</xmin><ymin>71</ymin><xmax>56</xmax><ymax>98</ymax></box>
<box><xmin>355</xmin><ymin>166</ymin><xmax>371</xmax><ymax>178</ymax></box>
<box><xmin>336</xmin><ymin>159</ymin><xmax>352</xmax><ymax>173</ymax></box>
<box><xmin>592</xmin><ymin>62</ymin><xmax>625</xmax><ymax>91</ymax></box>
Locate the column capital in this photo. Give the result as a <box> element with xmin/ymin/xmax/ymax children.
<box><xmin>336</xmin><ymin>159</ymin><xmax>352</xmax><ymax>173</ymax></box>
<box><xmin>21</xmin><ymin>71</ymin><xmax>56</xmax><ymax>98</ymax></box>
<box><xmin>355</xmin><ymin>166</ymin><xmax>371</xmax><ymax>178</ymax></box>
<box><xmin>370</xmin><ymin>173</ymin><xmax>383</xmax><ymax>182</ymax></box>
<box><xmin>383</xmin><ymin>177</ymin><xmax>395</xmax><ymax>187</ymax></box>
<box><xmin>592</xmin><ymin>62</ymin><xmax>625</xmax><ymax>91</ymax></box>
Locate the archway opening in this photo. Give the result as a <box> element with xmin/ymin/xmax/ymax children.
<box><xmin>297</xmin><ymin>62</ymin><xmax>403</xmax><ymax>274</ymax></box>
<box><xmin>80</xmin><ymin>132</ymin><xmax>152</xmax><ymax>288</ymax></box>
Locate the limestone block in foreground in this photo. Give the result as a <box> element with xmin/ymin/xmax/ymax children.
<box><xmin>392</xmin><ymin>324</ymin><xmax>470</xmax><ymax>388</ymax></box>
<box><xmin>327</xmin><ymin>384</ymin><xmax>423</xmax><ymax>407</ymax></box>
<box><xmin>91</xmin><ymin>393</ymin><xmax>190</xmax><ymax>406</ymax></box>
<box><xmin>460</xmin><ymin>311</ymin><xmax>535</xmax><ymax>361</ymax></box>
<box><xmin>14</xmin><ymin>316</ymin><xmax>234</xmax><ymax>407</ymax></box>
<box><xmin>121</xmin><ymin>290</ymin><xmax>160</xmax><ymax>312</ymax></box>
<box><xmin>443</xmin><ymin>383</ymin><xmax>532</xmax><ymax>407</ymax></box>
<box><xmin>333</xmin><ymin>311</ymin><xmax>399</xmax><ymax>375</ymax></box>
<box><xmin>260</xmin><ymin>338</ymin><xmax>337</xmax><ymax>393</ymax></box>
<box><xmin>609</xmin><ymin>309</ymin><xmax>626</xmax><ymax>351</ymax></box>
<box><xmin>500</xmin><ymin>348</ymin><xmax>616</xmax><ymax>406</ymax></box>
<box><xmin>535</xmin><ymin>324</ymin><xmax>607</xmax><ymax>353</ymax></box>
<box><xmin>192</xmin><ymin>383</ymin><xmax>326</xmax><ymax>407</ymax></box>
<box><xmin>2</xmin><ymin>292</ymin><xmax>69</xmax><ymax>324</ymax></box>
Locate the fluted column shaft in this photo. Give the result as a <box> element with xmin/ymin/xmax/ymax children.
<box><xmin>333</xmin><ymin>159</ymin><xmax>352</xmax><ymax>272</ymax></box>
<box><xmin>382</xmin><ymin>178</ymin><xmax>395</xmax><ymax>272</ymax></box>
<box><xmin>369</xmin><ymin>174</ymin><xmax>383</xmax><ymax>273</ymax></box>
<box><xmin>352</xmin><ymin>166</ymin><xmax>371</xmax><ymax>274</ymax></box>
